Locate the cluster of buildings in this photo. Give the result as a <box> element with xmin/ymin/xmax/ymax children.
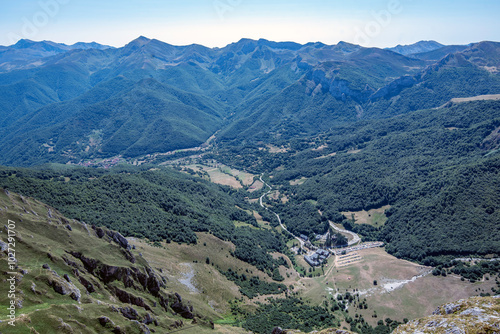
<box><xmin>304</xmin><ymin>249</ymin><xmax>330</xmax><ymax>267</ymax></box>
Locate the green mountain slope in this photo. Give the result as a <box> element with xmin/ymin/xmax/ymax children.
<box><xmin>0</xmin><ymin>37</ymin><xmax>498</xmax><ymax>170</ymax></box>
<box><xmin>0</xmin><ymin>190</ymin><xmax>214</xmax><ymax>333</ymax></box>
<box><xmin>0</xmin><ymin>37</ymin><xmax>429</xmax><ymax>165</ymax></box>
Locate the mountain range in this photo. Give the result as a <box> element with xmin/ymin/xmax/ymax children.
<box><xmin>0</xmin><ymin>36</ymin><xmax>499</xmax><ymax>333</ymax></box>
<box><xmin>0</xmin><ymin>37</ymin><xmax>499</xmax><ymax>166</ymax></box>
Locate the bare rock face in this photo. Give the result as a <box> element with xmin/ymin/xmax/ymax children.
<box><xmin>77</xmin><ymin>275</ymin><xmax>96</xmax><ymax>293</ymax></box>
<box><xmin>393</xmin><ymin>296</ymin><xmax>500</xmax><ymax>334</ymax></box>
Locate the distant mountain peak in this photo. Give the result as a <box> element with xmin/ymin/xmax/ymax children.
<box><xmin>387</xmin><ymin>40</ymin><xmax>444</xmax><ymax>55</ymax></box>
<box><xmin>129</xmin><ymin>36</ymin><xmax>151</xmax><ymax>45</ymax></box>
<box><xmin>136</xmin><ymin>35</ymin><xmax>151</xmax><ymax>41</ymax></box>
<box><xmin>13</xmin><ymin>39</ymin><xmax>39</xmax><ymax>48</ymax></box>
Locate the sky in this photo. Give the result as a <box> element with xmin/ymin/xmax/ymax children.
<box><xmin>0</xmin><ymin>0</ymin><xmax>499</xmax><ymax>48</ymax></box>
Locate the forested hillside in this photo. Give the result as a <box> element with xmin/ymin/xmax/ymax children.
<box><xmin>0</xmin><ymin>165</ymin><xmax>286</xmax><ymax>276</ymax></box>
<box><xmin>214</xmin><ymin>100</ymin><xmax>500</xmax><ymax>263</ymax></box>
<box><xmin>1</xmin><ymin>38</ymin><xmax>499</xmax><ymax>166</ymax></box>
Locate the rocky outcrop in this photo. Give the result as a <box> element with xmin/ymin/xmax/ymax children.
<box><xmin>46</xmin><ymin>272</ymin><xmax>81</xmax><ymax>302</ymax></box>
<box><xmin>171</xmin><ymin>293</ymin><xmax>194</xmax><ymax>319</ymax></box>
<box><xmin>119</xmin><ymin>306</ymin><xmax>139</xmax><ymax>320</ymax></box>
<box><xmin>143</xmin><ymin>313</ymin><xmax>157</xmax><ymax>326</ymax></box>
<box><xmin>63</xmin><ymin>250</ymin><xmax>199</xmax><ymax>321</ymax></box>
<box><xmin>393</xmin><ymin>296</ymin><xmax>500</xmax><ymax>333</ymax></box>
<box><xmin>110</xmin><ymin>286</ymin><xmax>153</xmax><ymax>311</ymax></box>
<box><xmin>77</xmin><ymin>274</ymin><xmax>96</xmax><ymax>293</ymax></box>
<box><xmin>107</xmin><ymin>230</ymin><xmax>130</xmax><ymax>250</ymax></box>
<box><xmin>92</xmin><ymin>225</ymin><xmax>131</xmax><ymax>250</ymax></box>
<box><xmin>369</xmin><ymin>75</ymin><xmax>419</xmax><ymax>101</ymax></box>
<box><xmin>305</xmin><ymin>69</ymin><xmax>375</xmax><ymax>102</ymax></box>
<box><xmin>66</xmin><ymin>251</ymin><xmax>162</xmax><ymax>295</ymax></box>
<box><xmin>98</xmin><ymin>316</ymin><xmax>115</xmax><ymax>327</ymax></box>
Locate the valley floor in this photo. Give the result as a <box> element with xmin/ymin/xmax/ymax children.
<box><xmin>127</xmin><ymin>159</ymin><xmax>497</xmax><ymax>329</ymax></box>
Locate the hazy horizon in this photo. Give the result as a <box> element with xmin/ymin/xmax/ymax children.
<box><xmin>1</xmin><ymin>0</ymin><xmax>499</xmax><ymax>48</ymax></box>
<box><xmin>3</xmin><ymin>35</ymin><xmax>495</xmax><ymax>49</ymax></box>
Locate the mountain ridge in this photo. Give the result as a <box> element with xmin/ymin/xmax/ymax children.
<box><xmin>386</xmin><ymin>40</ymin><xmax>445</xmax><ymax>55</ymax></box>
<box><xmin>0</xmin><ymin>38</ymin><xmax>499</xmax><ymax>166</ymax></box>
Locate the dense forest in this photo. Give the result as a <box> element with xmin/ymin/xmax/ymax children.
<box><xmin>0</xmin><ymin>164</ymin><xmax>287</xmax><ymax>276</ymax></box>
<box><xmin>221</xmin><ymin>269</ymin><xmax>287</xmax><ymax>299</ymax></box>
<box><xmin>213</xmin><ymin>100</ymin><xmax>500</xmax><ymax>263</ymax></box>
<box><xmin>242</xmin><ymin>297</ymin><xmax>338</xmax><ymax>333</ymax></box>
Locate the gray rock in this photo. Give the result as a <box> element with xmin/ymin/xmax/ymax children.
<box><xmin>444</xmin><ymin>327</ymin><xmax>465</xmax><ymax>334</ymax></box>
<box><xmin>48</xmin><ymin>275</ymin><xmax>81</xmax><ymax>302</ymax></box>
<box><xmin>109</xmin><ymin>231</ymin><xmax>130</xmax><ymax>250</ymax></box>
<box><xmin>460</xmin><ymin>307</ymin><xmax>484</xmax><ymax>316</ymax></box>
<box><xmin>131</xmin><ymin>320</ymin><xmax>151</xmax><ymax>334</ymax></box>
<box><xmin>443</xmin><ymin>303</ymin><xmax>461</xmax><ymax>315</ymax></box>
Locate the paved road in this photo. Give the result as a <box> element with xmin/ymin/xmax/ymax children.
<box><xmin>329</xmin><ymin>220</ymin><xmax>361</xmax><ymax>246</ymax></box>
<box><xmin>332</xmin><ymin>241</ymin><xmax>384</xmax><ymax>255</ymax></box>
<box><xmin>259</xmin><ymin>175</ymin><xmax>304</xmax><ymax>248</ymax></box>
<box><xmin>259</xmin><ymin>176</ymin><xmax>361</xmax><ymax>250</ymax></box>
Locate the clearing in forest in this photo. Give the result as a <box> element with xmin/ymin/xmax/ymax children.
<box><xmin>342</xmin><ymin>205</ymin><xmax>391</xmax><ymax>227</ymax></box>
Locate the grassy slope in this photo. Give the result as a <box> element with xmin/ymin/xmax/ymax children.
<box><xmin>0</xmin><ymin>188</ymin><xmax>294</xmax><ymax>333</ymax></box>
<box><xmin>0</xmin><ymin>190</ymin><xmax>237</xmax><ymax>333</ymax></box>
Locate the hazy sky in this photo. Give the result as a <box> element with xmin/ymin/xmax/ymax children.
<box><xmin>0</xmin><ymin>0</ymin><xmax>499</xmax><ymax>47</ymax></box>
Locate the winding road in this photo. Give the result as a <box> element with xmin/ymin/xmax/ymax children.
<box><xmin>329</xmin><ymin>221</ymin><xmax>361</xmax><ymax>246</ymax></box>
<box><xmin>258</xmin><ymin>175</ymin><xmax>362</xmax><ymax>250</ymax></box>
<box><xmin>259</xmin><ymin>175</ymin><xmax>305</xmax><ymax>248</ymax></box>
